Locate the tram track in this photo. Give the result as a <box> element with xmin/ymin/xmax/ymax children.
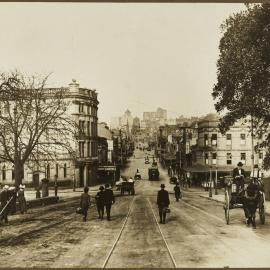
<box><xmin>102</xmin><ymin>194</ymin><xmax>177</xmax><ymax>268</ymax></box>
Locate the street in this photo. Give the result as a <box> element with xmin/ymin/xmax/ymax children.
<box><xmin>1</xmin><ymin>149</ymin><xmax>270</xmax><ymax>268</ymax></box>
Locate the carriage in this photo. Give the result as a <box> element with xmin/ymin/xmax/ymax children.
<box><xmin>120</xmin><ymin>181</ymin><xmax>135</xmax><ymax>195</ymax></box>
<box><xmin>223</xmin><ymin>175</ymin><xmax>266</xmax><ymax>225</ymax></box>
<box><xmin>134</xmin><ymin>172</ymin><xmax>141</xmax><ymax>180</ymax></box>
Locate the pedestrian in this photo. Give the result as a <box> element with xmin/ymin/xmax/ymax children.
<box><xmin>80</xmin><ymin>186</ymin><xmax>91</xmax><ymax>222</ymax></box>
<box><xmin>18</xmin><ymin>184</ymin><xmax>27</xmax><ymax>214</ymax></box>
<box><xmin>0</xmin><ymin>185</ymin><xmax>10</xmax><ymax>225</ymax></box>
<box><xmin>8</xmin><ymin>186</ymin><xmax>17</xmax><ymax>215</ymax></box>
<box><xmin>157</xmin><ymin>184</ymin><xmax>170</xmax><ymax>224</ymax></box>
<box><xmin>174</xmin><ymin>183</ymin><xmax>181</xmax><ymax>201</ymax></box>
<box><xmin>103</xmin><ymin>183</ymin><xmax>115</xmax><ymax>221</ymax></box>
<box><xmin>95</xmin><ymin>186</ymin><xmax>105</xmax><ymax>219</ymax></box>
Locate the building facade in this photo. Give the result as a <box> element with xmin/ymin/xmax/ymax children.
<box><xmin>0</xmin><ymin>79</ymin><xmax>99</xmax><ymax>187</ymax></box>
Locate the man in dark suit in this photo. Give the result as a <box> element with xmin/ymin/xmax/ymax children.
<box><xmin>103</xmin><ymin>184</ymin><xmax>115</xmax><ymax>221</ymax></box>
<box><xmin>157</xmin><ymin>184</ymin><xmax>170</xmax><ymax>224</ymax></box>
<box><xmin>0</xmin><ymin>185</ymin><xmax>10</xmax><ymax>225</ymax></box>
<box><xmin>232</xmin><ymin>161</ymin><xmax>245</xmax><ymax>193</ymax></box>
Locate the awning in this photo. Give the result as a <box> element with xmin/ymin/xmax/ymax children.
<box><xmin>184</xmin><ymin>165</ymin><xmax>233</xmax><ymax>173</ymax></box>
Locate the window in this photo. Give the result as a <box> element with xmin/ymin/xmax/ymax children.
<box><xmin>91</xmin><ymin>142</ymin><xmax>94</xmax><ymax>157</ymax></box>
<box><xmin>205</xmin><ymin>153</ymin><xmax>209</xmax><ymax>165</ymax></box>
<box><xmin>240</xmin><ymin>134</ymin><xmax>246</xmax><ymax>145</ymax></box>
<box><xmin>79</xmin><ymin>142</ymin><xmax>85</xmax><ymax>157</ymax></box>
<box><xmin>63</xmin><ymin>163</ymin><xmax>67</xmax><ymax>178</ymax></box>
<box><xmin>79</xmin><ymin>121</ymin><xmax>85</xmax><ymax>134</ymax></box>
<box><xmin>12</xmin><ymin>169</ymin><xmax>14</xmax><ymax>180</ymax></box>
<box><xmin>79</xmin><ymin>103</ymin><xmax>84</xmax><ymax>113</ymax></box>
<box><xmin>55</xmin><ymin>163</ymin><xmax>59</xmax><ymax>178</ymax></box>
<box><xmin>87</xmin><ymin>141</ymin><xmax>90</xmax><ymax>157</ymax></box>
<box><xmin>204</xmin><ymin>134</ymin><xmax>208</xmax><ymax>146</ymax></box>
<box><xmin>211</xmin><ymin>134</ymin><xmax>217</xmax><ymax>146</ymax></box>
<box><xmin>259</xmin><ymin>152</ymin><xmax>263</xmax><ymax>164</ymax></box>
<box><xmin>212</xmin><ymin>153</ymin><xmax>217</xmax><ymax>165</ymax></box>
<box><xmin>87</xmin><ymin>121</ymin><xmax>90</xmax><ymax>136</ymax></box>
<box><xmin>87</xmin><ymin>105</ymin><xmax>90</xmax><ymax>114</ymax></box>
<box><xmin>2</xmin><ymin>165</ymin><xmax>6</xmax><ymax>181</ymax></box>
<box><xmin>227</xmin><ymin>153</ymin><xmax>232</xmax><ymax>165</ymax></box>
<box><xmin>226</xmin><ymin>134</ymin><xmax>232</xmax><ymax>146</ymax></box>
<box><xmin>241</xmin><ymin>153</ymin><xmax>246</xmax><ymax>165</ymax></box>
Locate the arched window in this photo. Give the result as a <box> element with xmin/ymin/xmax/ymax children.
<box><xmin>63</xmin><ymin>163</ymin><xmax>67</xmax><ymax>178</ymax></box>
<box><xmin>47</xmin><ymin>164</ymin><xmax>50</xmax><ymax>179</ymax></box>
<box><xmin>2</xmin><ymin>165</ymin><xmax>6</xmax><ymax>181</ymax></box>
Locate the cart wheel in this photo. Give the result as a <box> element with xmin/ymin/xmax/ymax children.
<box><xmin>259</xmin><ymin>192</ymin><xmax>266</xmax><ymax>225</ymax></box>
<box><xmin>224</xmin><ymin>190</ymin><xmax>230</xmax><ymax>225</ymax></box>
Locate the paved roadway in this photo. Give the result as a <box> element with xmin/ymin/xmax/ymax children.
<box><xmin>1</xmin><ymin>149</ymin><xmax>270</xmax><ymax>268</ymax></box>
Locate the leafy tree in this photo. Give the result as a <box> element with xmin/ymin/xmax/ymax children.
<box><xmin>0</xmin><ymin>71</ymin><xmax>77</xmax><ymax>187</ymax></box>
<box><xmin>212</xmin><ymin>4</ymin><xmax>270</xmax><ymax>168</ymax></box>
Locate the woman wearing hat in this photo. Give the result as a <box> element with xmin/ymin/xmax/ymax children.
<box><xmin>95</xmin><ymin>186</ymin><xmax>105</xmax><ymax>219</ymax></box>
<box><xmin>157</xmin><ymin>184</ymin><xmax>170</xmax><ymax>224</ymax></box>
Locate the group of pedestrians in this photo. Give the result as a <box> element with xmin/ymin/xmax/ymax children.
<box><xmin>80</xmin><ymin>183</ymin><xmax>115</xmax><ymax>222</ymax></box>
<box><xmin>0</xmin><ymin>184</ymin><xmax>27</xmax><ymax>225</ymax></box>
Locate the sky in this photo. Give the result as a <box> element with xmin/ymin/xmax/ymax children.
<box><xmin>0</xmin><ymin>3</ymin><xmax>246</xmax><ymax>124</ymax></box>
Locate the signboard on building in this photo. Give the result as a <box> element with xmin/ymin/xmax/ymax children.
<box><xmin>98</xmin><ymin>166</ymin><xmax>116</xmax><ymax>171</ymax></box>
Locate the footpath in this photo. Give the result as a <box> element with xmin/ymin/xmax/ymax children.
<box><xmin>185</xmin><ymin>187</ymin><xmax>270</xmax><ymax>215</ymax></box>
<box><xmin>24</xmin><ymin>185</ymin><xmax>103</xmax><ymax>201</ymax></box>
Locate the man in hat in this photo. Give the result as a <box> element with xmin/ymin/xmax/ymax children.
<box><xmin>174</xmin><ymin>182</ymin><xmax>181</xmax><ymax>202</ymax></box>
<box><xmin>0</xmin><ymin>185</ymin><xmax>10</xmax><ymax>225</ymax></box>
<box><xmin>232</xmin><ymin>162</ymin><xmax>245</xmax><ymax>194</ymax></box>
<box><xmin>18</xmin><ymin>184</ymin><xmax>27</xmax><ymax>214</ymax></box>
<box><xmin>95</xmin><ymin>186</ymin><xmax>105</xmax><ymax>219</ymax></box>
<box><xmin>103</xmin><ymin>184</ymin><xmax>115</xmax><ymax>221</ymax></box>
<box><xmin>157</xmin><ymin>184</ymin><xmax>170</xmax><ymax>224</ymax></box>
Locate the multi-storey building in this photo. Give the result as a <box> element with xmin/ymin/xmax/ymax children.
<box><xmin>0</xmin><ymin>79</ymin><xmax>99</xmax><ymax>187</ymax></box>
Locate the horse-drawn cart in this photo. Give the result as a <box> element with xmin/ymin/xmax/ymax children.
<box><xmin>120</xmin><ymin>182</ymin><xmax>135</xmax><ymax>195</ymax></box>
<box><xmin>223</xmin><ymin>176</ymin><xmax>265</xmax><ymax>226</ymax></box>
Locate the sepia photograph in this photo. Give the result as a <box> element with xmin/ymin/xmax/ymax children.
<box><xmin>0</xmin><ymin>2</ymin><xmax>270</xmax><ymax>268</ymax></box>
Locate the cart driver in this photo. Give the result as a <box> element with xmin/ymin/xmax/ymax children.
<box><xmin>232</xmin><ymin>162</ymin><xmax>245</xmax><ymax>194</ymax></box>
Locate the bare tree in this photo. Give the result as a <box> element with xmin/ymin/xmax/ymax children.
<box><xmin>0</xmin><ymin>70</ymin><xmax>77</xmax><ymax>187</ymax></box>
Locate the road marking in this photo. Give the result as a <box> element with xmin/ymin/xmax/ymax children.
<box><xmin>147</xmin><ymin>198</ymin><xmax>177</xmax><ymax>268</ymax></box>
<box><xmin>102</xmin><ymin>196</ymin><xmax>136</xmax><ymax>268</ymax></box>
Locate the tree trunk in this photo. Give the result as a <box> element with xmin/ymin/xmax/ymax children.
<box><xmin>14</xmin><ymin>159</ymin><xmax>24</xmax><ymax>188</ymax></box>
